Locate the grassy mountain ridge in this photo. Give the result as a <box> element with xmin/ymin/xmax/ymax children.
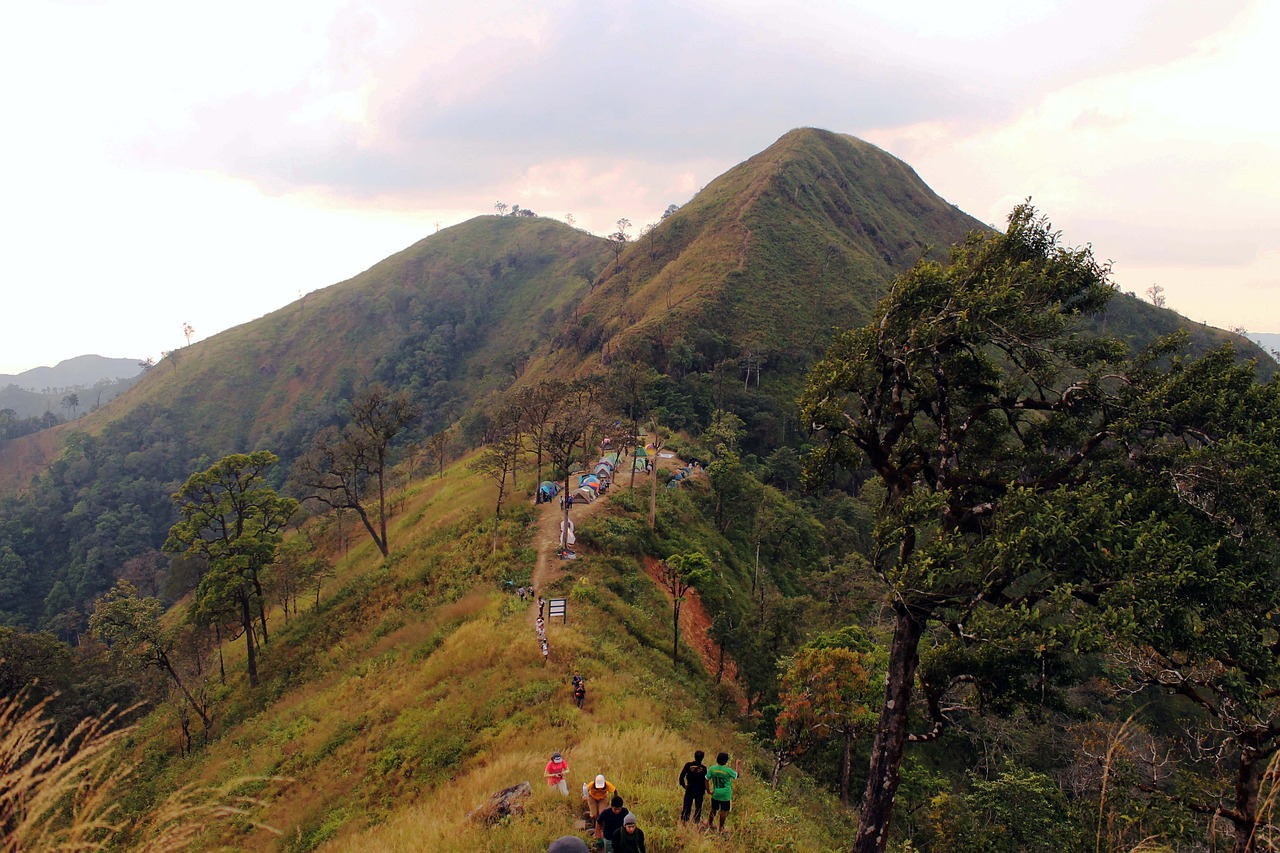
<box><xmin>0</xmin><ymin>218</ymin><xmax>610</xmax><ymax>490</ymax></box>
<box><xmin>107</xmin><ymin>451</ymin><xmax>851</xmax><ymax>852</ymax></box>
<box><xmin>7</xmin><ymin>127</ymin><xmax>1280</xmax><ymax>852</ymax></box>
<box><xmin>567</xmin><ymin>128</ymin><xmax>986</xmax><ymax>371</ymax></box>
<box><xmin>119</xmin><ymin>217</ymin><xmax>612</xmax><ymax>450</ymax></box>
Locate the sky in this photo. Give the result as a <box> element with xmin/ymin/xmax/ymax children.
<box><xmin>2</xmin><ymin>0</ymin><xmax>1277</xmax><ymax>374</ymax></box>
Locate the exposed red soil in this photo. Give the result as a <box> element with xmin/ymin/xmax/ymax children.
<box><xmin>641</xmin><ymin>555</ymin><xmax>741</xmax><ymax>688</ymax></box>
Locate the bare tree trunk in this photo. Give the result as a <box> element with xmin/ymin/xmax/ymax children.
<box><xmin>1232</xmin><ymin>750</ymin><xmax>1265</xmax><ymax>853</ymax></box>
<box><xmin>629</xmin><ymin>419</ymin><xmax>639</xmax><ymax>488</ymax></box>
<box><xmin>854</xmin><ymin>604</ymin><xmax>926</xmax><ymax>853</ymax></box>
<box><xmin>352</xmin><ymin>503</ymin><xmax>388</xmax><ymax>556</ymax></box>
<box><xmin>377</xmin><ymin>468</ymin><xmax>388</xmax><ymax>555</ymax></box>
<box><xmin>179</xmin><ymin>705</ymin><xmax>191</xmax><ymax>756</ymax></box>
<box><xmin>252</xmin><ymin>574</ymin><xmax>269</xmax><ymax>646</ymax></box>
<box><xmin>672</xmin><ymin>600</ymin><xmax>681</xmax><ymax>668</ymax></box>
<box><xmin>240</xmin><ymin>592</ymin><xmax>258</xmax><ymax>688</ymax></box>
<box><xmin>161</xmin><ymin>654</ymin><xmax>212</xmax><ymax>736</ymax></box>
<box><xmin>649</xmin><ymin>462</ymin><xmax>658</xmax><ymax>528</ymax></box>
<box><xmin>213</xmin><ymin>622</ymin><xmax>226</xmax><ymax>686</ymax></box>
<box><xmin>561</xmin><ymin>474</ymin><xmax>572</xmax><ymax>550</ymax></box>
<box><xmin>841</xmin><ymin>727</ymin><xmax>853</xmax><ymax>807</ymax></box>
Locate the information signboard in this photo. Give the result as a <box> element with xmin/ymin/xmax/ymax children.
<box><xmin>548</xmin><ymin>598</ymin><xmax>568</xmax><ymax>624</ymax></box>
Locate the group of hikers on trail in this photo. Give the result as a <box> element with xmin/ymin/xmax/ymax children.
<box><xmin>543</xmin><ymin>748</ymin><xmax>742</xmax><ymax>851</ymax></box>
<box><xmin>535</xmin><ymin>598</ymin><xmax>550</xmax><ymax>662</ymax></box>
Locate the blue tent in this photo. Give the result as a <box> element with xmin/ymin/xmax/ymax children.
<box><xmin>538</xmin><ymin>481</ymin><xmax>560</xmax><ymax>500</ymax></box>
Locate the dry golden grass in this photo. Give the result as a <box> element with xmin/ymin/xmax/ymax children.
<box><xmin>0</xmin><ymin>687</ymin><xmax>283</xmax><ymax>852</ymax></box>
<box><xmin>337</xmin><ymin>725</ymin><xmax>848</xmax><ymax>853</ymax></box>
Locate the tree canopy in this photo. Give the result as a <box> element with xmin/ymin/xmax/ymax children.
<box><xmin>163</xmin><ymin>451</ymin><xmax>296</xmax><ymax>688</ymax></box>
<box><xmin>801</xmin><ymin>203</ymin><xmax>1280</xmax><ymax>853</ymax></box>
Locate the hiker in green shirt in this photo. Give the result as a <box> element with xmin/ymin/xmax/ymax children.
<box><xmin>706</xmin><ymin>751</ymin><xmax>741</xmax><ymax>832</ymax></box>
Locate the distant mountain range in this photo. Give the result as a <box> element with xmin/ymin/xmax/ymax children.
<box><xmin>1</xmin><ymin>355</ymin><xmax>142</xmax><ymax>392</ymax></box>
<box><xmin>0</xmin><ymin>355</ymin><xmax>143</xmax><ymax>419</ymax></box>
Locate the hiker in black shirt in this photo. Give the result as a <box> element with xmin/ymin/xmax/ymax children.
<box><xmin>595</xmin><ymin>796</ymin><xmax>629</xmax><ymax>852</ymax></box>
<box><xmin>678</xmin><ymin>749</ymin><xmax>708</xmax><ymax>822</ymax></box>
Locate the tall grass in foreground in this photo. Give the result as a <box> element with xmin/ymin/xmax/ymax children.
<box><xmin>0</xmin><ymin>688</ymin><xmax>283</xmax><ymax>851</ymax></box>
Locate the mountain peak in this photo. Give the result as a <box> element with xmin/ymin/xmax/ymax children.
<box><xmin>565</xmin><ymin>128</ymin><xmax>986</xmax><ymax>370</ymax></box>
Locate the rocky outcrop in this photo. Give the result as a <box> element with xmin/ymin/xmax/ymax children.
<box><xmin>466</xmin><ymin>781</ymin><xmax>532</xmax><ymax>824</ymax></box>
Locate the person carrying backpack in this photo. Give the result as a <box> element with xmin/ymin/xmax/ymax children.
<box><xmin>609</xmin><ymin>813</ymin><xmax>645</xmax><ymax>852</ymax></box>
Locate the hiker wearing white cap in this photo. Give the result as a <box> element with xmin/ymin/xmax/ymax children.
<box><xmin>545</xmin><ymin>751</ymin><xmax>570</xmax><ymax>795</ymax></box>
<box><xmin>609</xmin><ymin>813</ymin><xmax>645</xmax><ymax>853</ymax></box>
<box><xmin>585</xmin><ymin>773</ymin><xmax>616</xmax><ymax>822</ymax></box>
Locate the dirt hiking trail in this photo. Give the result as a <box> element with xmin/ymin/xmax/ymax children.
<box><xmin>525</xmin><ymin>453</ymin><xmax>736</xmax><ymax>687</ymax></box>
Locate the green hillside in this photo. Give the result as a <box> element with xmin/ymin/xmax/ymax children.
<box><xmin>0</xmin><ymin>218</ymin><xmax>611</xmax><ymax>492</ymax></box>
<box><xmin>87</xmin><ymin>449</ymin><xmax>854</xmax><ymax>852</ymax></box>
<box><xmin>3</xmin><ymin>128</ymin><xmax>1268</xmax><ymax>491</ymax></box>
<box><xmin>114</xmin><ymin>216</ymin><xmax>611</xmax><ymax>453</ymax></box>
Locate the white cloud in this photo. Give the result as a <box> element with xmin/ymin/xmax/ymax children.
<box><xmin>865</xmin><ymin>0</ymin><xmax>1280</xmax><ymax>330</ymax></box>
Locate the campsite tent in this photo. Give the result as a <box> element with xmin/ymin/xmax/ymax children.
<box><xmin>538</xmin><ymin>481</ymin><xmax>560</xmax><ymax>501</ymax></box>
<box><xmin>560</xmin><ymin>518</ymin><xmax>576</xmax><ymax>545</ymax></box>
<box><xmin>593</xmin><ymin>462</ymin><xmax>613</xmax><ymax>478</ymax></box>
<box><xmin>632</xmin><ymin>457</ymin><xmax>648</xmax><ymax>473</ymax></box>
<box><xmin>577</xmin><ymin>486</ymin><xmax>597</xmax><ymax>503</ymax></box>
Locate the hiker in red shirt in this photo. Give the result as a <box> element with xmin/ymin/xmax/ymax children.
<box><xmin>545</xmin><ymin>751</ymin><xmax>569</xmax><ymax>795</ymax></box>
